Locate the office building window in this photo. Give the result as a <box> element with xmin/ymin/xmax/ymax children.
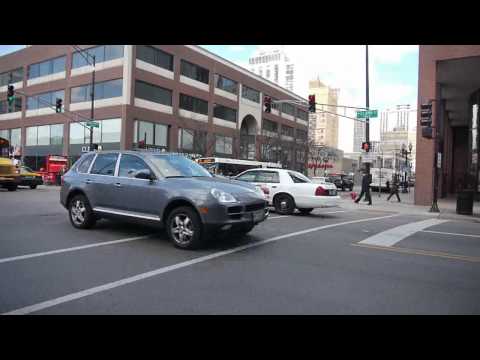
<box><xmin>178</xmin><ymin>128</ymin><xmax>207</xmax><ymax>154</ymax></box>
<box><xmin>296</xmin><ymin>129</ymin><xmax>308</xmax><ymax>142</ymax></box>
<box><xmin>70</xmin><ymin>79</ymin><xmax>122</xmax><ymax>103</ymax></box>
<box><xmin>213</xmin><ymin>104</ymin><xmax>237</xmax><ymax>123</ymax></box>
<box><xmin>180</xmin><ymin>59</ymin><xmax>209</xmax><ymax>84</ymax></box>
<box><xmin>0</xmin><ymin>68</ymin><xmax>23</xmax><ymax>86</ymax></box>
<box><xmin>274</xmin><ymin>65</ymin><xmax>279</xmax><ymax>83</ymax></box>
<box><xmin>136</xmin><ymin>45</ymin><xmax>174</xmax><ymax>71</ymax></box>
<box><xmin>69</xmin><ymin>118</ymin><xmax>121</xmax><ymax>145</ymax></box>
<box><xmin>266</xmin><ymin>69</ymin><xmax>270</xmax><ymax>79</ymax></box>
<box><xmin>28</xmin><ymin>56</ymin><xmax>66</xmax><ymax>79</ymax></box>
<box><xmin>242</xmin><ymin>85</ymin><xmax>260</xmax><ymax>103</ymax></box>
<box><xmin>215</xmin><ymin>135</ymin><xmax>233</xmax><ymax>155</ymax></box>
<box><xmin>297</xmin><ymin>109</ymin><xmax>308</xmax><ymax>121</ymax></box>
<box><xmin>26</xmin><ymin>124</ymin><xmax>64</xmax><ymax>146</ymax></box>
<box><xmin>179</xmin><ymin>94</ymin><xmax>208</xmax><ymax>115</ymax></box>
<box><xmin>135</xmin><ymin>80</ymin><xmax>172</xmax><ymax>106</ymax></box>
<box><xmin>27</xmin><ymin>89</ymin><xmax>65</xmax><ymax>110</ymax></box>
<box><xmin>0</xmin><ymin>128</ymin><xmax>21</xmax><ymax>147</ymax></box>
<box><xmin>281</xmin><ymin>125</ymin><xmax>294</xmax><ymax>137</ymax></box>
<box><xmin>72</xmin><ymin>45</ymin><xmax>124</xmax><ymax>69</ymax></box>
<box><xmin>262</xmin><ymin>119</ymin><xmax>278</xmax><ymax>133</ymax></box>
<box><xmin>214</xmin><ymin>74</ymin><xmax>238</xmax><ymax>94</ymax></box>
<box><xmin>133</xmin><ymin>120</ymin><xmax>168</xmax><ymax>148</ymax></box>
<box><xmin>282</xmin><ymin>103</ymin><xmax>295</xmax><ymax>116</ymax></box>
<box><xmin>0</xmin><ymin>98</ymin><xmax>22</xmax><ymax>114</ymax></box>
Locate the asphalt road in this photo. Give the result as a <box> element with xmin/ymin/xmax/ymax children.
<box><xmin>1</xmin><ymin>185</ymin><xmax>479</xmax><ymax>314</ymax></box>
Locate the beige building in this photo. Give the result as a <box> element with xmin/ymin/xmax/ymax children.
<box><xmin>308</xmin><ymin>79</ymin><xmax>339</xmax><ymax>148</ymax></box>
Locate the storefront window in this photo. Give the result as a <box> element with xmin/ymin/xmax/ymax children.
<box><xmin>50</xmin><ymin>124</ymin><xmax>64</xmax><ymax>145</ymax></box>
<box><xmin>26</xmin><ymin>127</ymin><xmax>38</xmax><ymax>146</ymax></box>
<box><xmin>138</xmin><ymin>121</ymin><xmax>154</xmax><ymax>144</ymax></box>
<box><xmin>37</xmin><ymin>125</ymin><xmax>50</xmax><ymax>145</ymax></box>
<box><xmin>70</xmin><ymin>123</ymin><xmax>85</xmax><ymax>144</ymax></box>
<box><xmin>101</xmin><ymin>119</ymin><xmax>121</xmax><ymax>143</ymax></box>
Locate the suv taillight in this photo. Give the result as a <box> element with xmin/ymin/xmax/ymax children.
<box><xmin>315</xmin><ymin>186</ymin><xmax>328</xmax><ymax>196</ymax></box>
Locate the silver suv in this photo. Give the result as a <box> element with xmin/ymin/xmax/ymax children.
<box><xmin>61</xmin><ymin>151</ymin><xmax>268</xmax><ymax>249</ymax></box>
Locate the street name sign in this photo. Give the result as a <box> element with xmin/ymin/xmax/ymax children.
<box><xmin>356</xmin><ymin>110</ymin><xmax>378</xmax><ymax>119</ymax></box>
<box><xmin>87</xmin><ymin>121</ymin><xmax>99</xmax><ymax>128</ymax></box>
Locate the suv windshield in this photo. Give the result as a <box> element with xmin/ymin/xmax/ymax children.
<box><xmin>150</xmin><ymin>154</ymin><xmax>212</xmax><ymax>178</ymax></box>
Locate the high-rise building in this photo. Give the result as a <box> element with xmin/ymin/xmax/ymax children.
<box><xmin>353</xmin><ymin>118</ymin><xmax>366</xmax><ymax>153</ymax></box>
<box><xmin>308</xmin><ymin>79</ymin><xmax>339</xmax><ymax>148</ymax></box>
<box><xmin>248</xmin><ymin>47</ymin><xmax>295</xmax><ymax>92</ymax></box>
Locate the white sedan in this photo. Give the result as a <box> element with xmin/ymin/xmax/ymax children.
<box><xmin>234</xmin><ymin>169</ymin><xmax>340</xmax><ymax>215</ymax></box>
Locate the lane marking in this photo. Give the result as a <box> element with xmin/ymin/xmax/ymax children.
<box><xmin>268</xmin><ymin>211</ymin><xmax>346</xmax><ymax>219</ymax></box>
<box><xmin>421</xmin><ymin>230</ymin><xmax>480</xmax><ymax>239</ymax></box>
<box><xmin>352</xmin><ymin>243</ymin><xmax>480</xmax><ymax>263</ymax></box>
<box><xmin>358</xmin><ymin>219</ymin><xmax>448</xmax><ymax>247</ymax></box>
<box><xmin>3</xmin><ymin>213</ymin><xmax>399</xmax><ymax>315</ymax></box>
<box><xmin>0</xmin><ymin>235</ymin><xmax>154</xmax><ymax>265</ymax></box>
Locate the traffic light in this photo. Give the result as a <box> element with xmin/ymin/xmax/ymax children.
<box><xmin>420</xmin><ymin>103</ymin><xmax>432</xmax><ymax>126</ymax></box>
<box><xmin>308</xmin><ymin>94</ymin><xmax>316</xmax><ymax>113</ymax></box>
<box><xmin>7</xmin><ymin>85</ymin><xmax>15</xmax><ymax>105</ymax></box>
<box><xmin>264</xmin><ymin>96</ymin><xmax>271</xmax><ymax>113</ymax></box>
<box><xmin>362</xmin><ymin>141</ymin><xmax>370</xmax><ymax>152</ymax></box>
<box><xmin>55</xmin><ymin>98</ymin><xmax>63</xmax><ymax>113</ymax></box>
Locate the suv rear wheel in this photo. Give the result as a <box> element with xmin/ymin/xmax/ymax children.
<box><xmin>166</xmin><ymin>206</ymin><xmax>204</xmax><ymax>250</ymax></box>
<box><xmin>69</xmin><ymin>194</ymin><xmax>96</xmax><ymax>229</ymax></box>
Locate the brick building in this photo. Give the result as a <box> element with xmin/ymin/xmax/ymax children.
<box><xmin>0</xmin><ymin>45</ymin><xmax>309</xmax><ymax>172</ymax></box>
<box><xmin>416</xmin><ymin>45</ymin><xmax>480</xmax><ymax>205</ymax></box>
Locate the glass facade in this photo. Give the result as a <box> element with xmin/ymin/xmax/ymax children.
<box><xmin>136</xmin><ymin>45</ymin><xmax>173</xmax><ymax>71</ymax></box>
<box><xmin>70</xmin><ymin>79</ymin><xmax>122</xmax><ymax>103</ymax></box>
<box><xmin>179</xmin><ymin>94</ymin><xmax>208</xmax><ymax>115</ymax></box>
<box><xmin>0</xmin><ymin>98</ymin><xmax>22</xmax><ymax>114</ymax></box>
<box><xmin>180</xmin><ymin>60</ymin><xmax>209</xmax><ymax>84</ymax></box>
<box><xmin>27</xmin><ymin>90</ymin><xmax>65</xmax><ymax>110</ymax></box>
<box><xmin>242</xmin><ymin>85</ymin><xmax>260</xmax><ymax>103</ymax></box>
<box><xmin>213</xmin><ymin>104</ymin><xmax>237</xmax><ymax>123</ymax></box>
<box><xmin>135</xmin><ymin>81</ymin><xmax>172</xmax><ymax>106</ymax></box>
<box><xmin>69</xmin><ymin>118</ymin><xmax>121</xmax><ymax>144</ymax></box>
<box><xmin>0</xmin><ymin>68</ymin><xmax>23</xmax><ymax>86</ymax></box>
<box><xmin>215</xmin><ymin>74</ymin><xmax>237</xmax><ymax>94</ymax></box>
<box><xmin>72</xmin><ymin>45</ymin><xmax>124</xmax><ymax>69</ymax></box>
<box><xmin>134</xmin><ymin>120</ymin><xmax>168</xmax><ymax>149</ymax></box>
<box><xmin>26</xmin><ymin>124</ymin><xmax>64</xmax><ymax>146</ymax></box>
<box><xmin>28</xmin><ymin>56</ymin><xmax>66</xmax><ymax>79</ymax></box>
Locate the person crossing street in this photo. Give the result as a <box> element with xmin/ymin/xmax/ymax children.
<box><xmin>387</xmin><ymin>175</ymin><xmax>401</xmax><ymax>202</ymax></box>
<box><xmin>354</xmin><ymin>171</ymin><xmax>372</xmax><ymax>205</ymax></box>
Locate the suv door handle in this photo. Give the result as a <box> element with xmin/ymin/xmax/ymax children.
<box><xmin>84</xmin><ymin>179</ymin><xmax>93</xmax><ymax>184</ymax></box>
<box><xmin>271</xmin><ymin>186</ymin><xmax>277</xmax><ymax>189</ymax></box>
<box><xmin>114</xmin><ymin>182</ymin><xmax>122</xmax><ymax>187</ymax></box>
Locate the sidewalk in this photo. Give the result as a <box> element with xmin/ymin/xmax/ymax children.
<box><xmin>339</xmin><ymin>186</ymin><xmax>480</xmax><ymax>223</ymax></box>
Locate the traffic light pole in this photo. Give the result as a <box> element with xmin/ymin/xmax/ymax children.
<box><xmin>365</xmin><ymin>45</ymin><xmax>371</xmax><ymax>177</ymax></box>
<box><xmin>89</xmin><ymin>55</ymin><xmax>96</xmax><ymax>151</ymax></box>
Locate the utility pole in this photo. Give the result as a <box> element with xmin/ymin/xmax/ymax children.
<box><xmin>365</xmin><ymin>45</ymin><xmax>370</xmax><ymax>176</ymax></box>
<box><xmin>89</xmin><ymin>55</ymin><xmax>96</xmax><ymax>150</ymax></box>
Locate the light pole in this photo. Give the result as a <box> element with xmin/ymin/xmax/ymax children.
<box><xmin>401</xmin><ymin>143</ymin><xmax>412</xmax><ymax>193</ymax></box>
<box><xmin>72</xmin><ymin>46</ymin><xmax>96</xmax><ymax>151</ymax></box>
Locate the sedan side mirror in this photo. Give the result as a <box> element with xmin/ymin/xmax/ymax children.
<box><xmin>134</xmin><ymin>169</ymin><xmax>154</xmax><ymax>181</ymax></box>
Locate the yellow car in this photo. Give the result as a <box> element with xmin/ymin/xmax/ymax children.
<box><xmin>17</xmin><ymin>165</ymin><xmax>44</xmax><ymax>189</ymax></box>
<box><xmin>0</xmin><ymin>158</ymin><xmax>20</xmax><ymax>191</ymax></box>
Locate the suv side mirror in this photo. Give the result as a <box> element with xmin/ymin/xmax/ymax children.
<box><xmin>134</xmin><ymin>169</ymin><xmax>154</xmax><ymax>181</ymax></box>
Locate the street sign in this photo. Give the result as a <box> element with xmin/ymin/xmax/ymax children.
<box><xmin>87</xmin><ymin>121</ymin><xmax>99</xmax><ymax>128</ymax></box>
<box><xmin>356</xmin><ymin>110</ymin><xmax>378</xmax><ymax>119</ymax></box>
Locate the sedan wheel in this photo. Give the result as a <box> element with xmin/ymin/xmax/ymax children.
<box><xmin>274</xmin><ymin>194</ymin><xmax>295</xmax><ymax>215</ymax></box>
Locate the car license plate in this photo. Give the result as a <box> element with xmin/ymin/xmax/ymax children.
<box><xmin>252</xmin><ymin>209</ymin><xmax>264</xmax><ymax>222</ymax></box>
<box><xmin>329</xmin><ymin>190</ymin><xmax>337</xmax><ymax>196</ymax></box>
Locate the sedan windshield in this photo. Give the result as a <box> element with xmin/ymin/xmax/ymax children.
<box><xmin>150</xmin><ymin>155</ymin><xmax>212</xmax><ymax>178</ymax></box>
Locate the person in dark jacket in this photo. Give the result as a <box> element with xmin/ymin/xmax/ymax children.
<box><xmin>387</xmin><ymin>175</ymin><xmax>401</xmax><ymax>202</ymax></box>
<box><xmin>354</xmin><ymin>172</ymin><xmax>372</xmax><ymax>205</ymax></box>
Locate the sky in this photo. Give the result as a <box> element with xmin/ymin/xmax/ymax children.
<box><xmin>201</xmin><ymin>45</ymin><xmax>419</xmax><ymax>153</ymax></box>
<box><xmin>0</xmin><ymin>45</ymin><xmax>419</xmax><ymax>153</ymax></box>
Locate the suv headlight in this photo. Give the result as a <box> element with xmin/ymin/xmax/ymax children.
<box><xmin>211</xmin><ymin>188</ymin><xmax>237</xmax><ymax>203</ymax></box>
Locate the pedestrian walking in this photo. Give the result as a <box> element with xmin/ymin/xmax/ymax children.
<box><xmin>354</xmin><ymin>171</ymin><xmax>372</xmax><ymax>205</ymax></box>
<box><xmin>387</xmin><ymin>176</ymin><xmax>401</xmax><ymax>202</ymax></box>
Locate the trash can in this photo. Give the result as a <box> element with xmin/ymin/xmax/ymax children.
<box><xmin>456</xmin><ymin>190</ymin><xmax>474</xmax><ymax>215</ymax></box>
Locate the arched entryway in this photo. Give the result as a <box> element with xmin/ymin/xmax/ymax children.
<box><xmin>240</xmin><ymin>115</ymin><xmax>257</xmax><ymax>160</ymax></box>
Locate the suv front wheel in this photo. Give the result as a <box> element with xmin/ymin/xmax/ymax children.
<box><xmin>69</xmin><ymin>194</ymin><xmax>97</xmax><ymax>229</ymax></box>
<box><xmin>166</xmin><ymin>206</ymin><xmax>205</xmax><ymax>249</ymax></box>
